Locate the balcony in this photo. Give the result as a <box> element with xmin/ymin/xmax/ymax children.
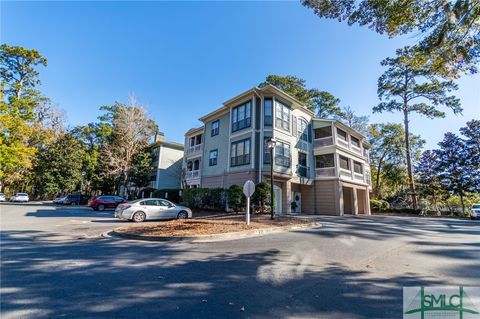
<box><xmin>313</xmin><ymin>136</ymin><xmax>333</xmax><ymax>148</ymax></box>
<box><xmin>186</xmin><ymin>170</ymin><xmax>200</xmax><ymax>180</ymax></box>
<box><xmin>297</xmin><ymin>165</ymin><xmax>309</xmax><ymax>178</ymax></box>
<box><xmin>186</xmin><ymin>144</ymin><xmax>203</xmax><ymax>156</ymax></box>
<box><xmin>315</xmin><ymin>167</ymin><xmax>335</xmax><ymax>177</ymax></box>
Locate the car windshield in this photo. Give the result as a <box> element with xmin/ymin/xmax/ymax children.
<box><xmin>472</xmin><ymin>204</ymin><xmax>480</xmax><ymax>209</ymax></box>
<box><xmin>17</xmin><ymin>193</ymin><xmax>28</xmax><ymax>196</ymax></box>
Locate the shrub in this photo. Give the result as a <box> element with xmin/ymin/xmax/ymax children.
<box><xmin>370</xmin><ymin>199</ymin><xmax>390</xmax><ymax>212</ymax></box>
<box><xmin>251</xmin><ymin>182</ymin><xmax>272</xmax><ymax>213</ymax></box>
<box><xmin>180</xmin><ymin>188</ymin><xmax>226</xmax><ymax>211</ymax></box>
<box><xmin>227</xmin><ymin>184</ymin><xmax>245</xmax><ymax>213</ymax></box>
<box><xmin>152</xmin><ymin>189</ymin><xmax>182</xmax><ymax>203</ymax></box>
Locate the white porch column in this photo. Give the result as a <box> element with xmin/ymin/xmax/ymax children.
<box><xmin>365</xmin><ymin>188</ymin><xmax>371</xmax><ymax>215</ymax></box>
<box><xmin>285</xmin><ymin>180</ymin><xmax>292</xmax><ymax>214</ymax></box>
<box><xmin>353</xmin><ymin>187</ymin><xmax>359</xmax><ymax>215</ymax></box>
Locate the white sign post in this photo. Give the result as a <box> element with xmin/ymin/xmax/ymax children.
<box><xmin>243</xmin><ymin>180</ymin><xmax>255</xmax><ymax>225</ymax></box>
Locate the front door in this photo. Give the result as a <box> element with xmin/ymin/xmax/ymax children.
<box><xmin>294</xmin><ymin>192</ymin><xmax>302</xmax><ymax>214</ymax></box>
<box><xmin>273</xmin><ymin>185</ymin><xmax>282</xmax><ymax>215</ymax></box>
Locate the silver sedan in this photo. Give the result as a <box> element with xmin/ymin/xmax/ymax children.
<box><xmin>115</xmin><ymin>198</ymin><xmax>193</xmax><ymax>222</ymax></box>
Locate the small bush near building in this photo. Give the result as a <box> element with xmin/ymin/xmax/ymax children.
<box><xmin>370</xmin><ymin>199</ymin><xmax>390</xmax><ymax>212</ymax></box>
<box><xmin>226</xmin><ymin>184</ymin><xmax>245</xmax><ymax>213</ymax></box>
<box><xmin>251</xmin><ymin>182</ymin><xmax>272</xmax><ymax>213</ymax></box>
<box><xmin>152</xmin><ymin>189</ymin><xmax>182</xmax><ymax>203</ymax></box>
<box><xmin>181</xmin><ymin>188</ymin><xmax>226</xmax><ymax>211</ymax></box>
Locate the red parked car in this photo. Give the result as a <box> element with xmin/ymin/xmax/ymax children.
<box><xmin>88</xmin><ymin>195</ymin><xmax>128</xmax><ymax>211</ymax></box>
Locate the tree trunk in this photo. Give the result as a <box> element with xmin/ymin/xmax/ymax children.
<box><xmin>459</xmin><ymin>192</ymin><xmax>465</xmax><ymax>215</ymax></box>
<box><xmin>375</xmin><ymin>161</ymin><xmax>382</xmax><ymax>199</ymax></box>
<box><xmin>403</xmin><ymin>109</ymin><xmax>418</xmax><ymax>208</ymax></box>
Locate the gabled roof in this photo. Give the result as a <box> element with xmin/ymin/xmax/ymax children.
<box><xmin>185</xmin><ymin>126</ymin><xmax>204</xmax><ymax>136</ymax></box>
<box><xmin>149</xmin><ymin>140</ymin><xmax>184</xmax><ymax>150</ymax></box>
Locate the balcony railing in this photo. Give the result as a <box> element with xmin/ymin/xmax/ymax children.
<box><xmin>314</xmin><ymin>136</ymin><xmax>333</xmax><ymax>148</ymax></box>
<box><xmin>339</xmin><ymin>168</ymin><xmax>352</xmax><ymax>179</ymax></box>
<box><xmin>353</xmin><ymin>172</ymin><xmax>364</xmax><ymax>182</ymax></box>
<box><xmin>315</xmin><ymin>167</ymin><xmax>335</xmax><ymax>177</ymax></box>
<box><xmin>186</xmin><ymin>144</ymin><xmax>203</xmax><ymax>155</ymax></box>
<box><xmin>297</xmin><ymin>165</ymin><xmax>309</xmax><ymax>178</ymax></box>
<box><xmin>186</xmin><ymin>170</ymin><xmax>200</xmax><ymax>180</ymax></box>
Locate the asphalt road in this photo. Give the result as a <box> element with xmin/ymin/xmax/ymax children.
<box><xmin>1</xmin><ymin>202</ymin><xmax>479</xmax><ymax>319</ymax></box>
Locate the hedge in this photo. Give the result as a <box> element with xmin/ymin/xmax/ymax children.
<box><xmin>152</xmin><ymin>189</ymin><xmax>182</xmax><ymax>203</ymax></box>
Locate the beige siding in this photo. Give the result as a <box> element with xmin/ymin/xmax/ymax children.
<box><xmin>300</xmin><ymin>184</ymin><xmax>315</xmax><ymax>214</ymax></box>
<box><xmin>315</xmin><ymin>180</ymin><xmax>337</xmax><ymax>215</ymax></box>
<box><xmin>202</xmin><ymin>170</ymin><xmax>257</xmax><ymax>189</ymax></box>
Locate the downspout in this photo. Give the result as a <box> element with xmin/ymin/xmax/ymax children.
<box><xmin>253</xmin><ymin>89</ymin><xmax>263</xmax><ymax>183</ymax></box>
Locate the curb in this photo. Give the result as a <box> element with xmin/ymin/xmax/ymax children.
<box><xmin>104</xmin><ymin>221</ymin><xmax>322</xmax><ymax>243</ymax></box>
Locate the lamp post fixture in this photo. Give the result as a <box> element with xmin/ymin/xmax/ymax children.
<box><xmin>266</xmin><ymin>138</ymin><xmax>277</xmax><ymax>220</ymax></box>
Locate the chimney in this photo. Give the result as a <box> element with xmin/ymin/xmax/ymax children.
<box><xmin>155</xmin><ymin>131</ymin><xmax>165</xmax><ymax>142</ymax></box>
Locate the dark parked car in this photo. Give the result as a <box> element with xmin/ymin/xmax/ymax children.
<box><xmin>63</xmin><ymin>194</ymin><xmax>89</xmax><ymax>205</ymax></box>
<box><xmin>88</xmin><ymin>195</ymin><xmax>127</xmax><ymax>211</ymax></box>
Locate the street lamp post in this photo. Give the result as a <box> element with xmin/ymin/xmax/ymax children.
<box><xmin>266</xmin><ymin>138</ymin><xmax>277</xmax><ymax>220</ymax></box>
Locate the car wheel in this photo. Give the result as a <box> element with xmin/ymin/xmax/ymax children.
<box><xmin>177</xmin><ymin>211</ymin><xmax>188</xmax><ymax>219</ymax></box>
<box><xmin>98</xmin><ymin>204</ymin><xmax>105</xmax><ymax>211</ymax></box>
<box><xmin>132</xmin><ymin>211</ymin><xmax>146</xmax><ymax>222</ymax></box>
<box><xmin>71</xmin><ymin>202</ymin><xmax>77</xmax><ymax>206</ymax></box>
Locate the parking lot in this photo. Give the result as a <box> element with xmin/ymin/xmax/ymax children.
<box><xmin>1</xmin><ymin>201</ymin><xmax>479</xmax><ymax>319</ymax></box>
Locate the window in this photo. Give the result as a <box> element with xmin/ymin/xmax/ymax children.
<box><xmin>141</xmin><ymin>199</ymin><xmax>158</xmax><ymax>206</ymax></box>
<box><xmin>193</xmin><ymin>160</ymin><xmax>200</xmax><ymax>171</ymax></box>
<box><xmin>315</xmin><ymin>154</ymin><xmax>334</xmax><ymax>168</ymax></box>
<box><xmin>353</xmin><ymin>161</ymin><xmax>363</xmax><ymax>174</ymax></box>
<box><xmin>315</xmin><ymin>126</ymin><xmax>332</xmax><ymax>139</ymax></box>
<box><xmin>264</xmin><ymin>137</ymin><xmax>272</xmax><ymax>164</ymax></box>
<box><xmin>195</xmin><ymin>134</ymin><xmax>202</xmax><ymax>145</ymax></box>
<box><xmin>209</xmin><ymin>149</ymin><xmax>218</xmax><ymax>166</ymax></box>
<box><xmin>264</xmin><ymin>99</ymin><xmax>272</xmax><ymax>126</ymax></box>
<box><xmin>211</xmin><ymin>120</ymin><xmax>219</xmax><ymax>136</ymax></box>
<box><xmin>187</xmin><ymin>161</ymin><xmax>193</xmax><ymax>171</ymax></box>
<box><xmin>337</xmin><ymin>128</ymin><xmax>347</xmax><ymax>141</ymax></box>
<box><xmin>231</xmin><ymin>139</ymin><xmax>250</xmax><ymax>166</ymax></box>
<box><xmin>298</xmin><ymin>152</ymin><xmax>307</xmax><ymax>167</ymax></box>
<box><xmin>275</xmin><ymin>141</ymin><xmax>291</xmax><ymax>167</ymax></box>
<box><xmin>351</xmin><ymin>136</ymin><xmax>360</xmax><ymax>148</ymax></box>
<box><xmin>158</xmin><ymin>199</ymin><xmax>172</xmax><ymax>207</ymax></box>
<box><xmin>232</xmin><ymin>102</ymin><xmax>252</xmax><ymax>132</ymax></box>
<box><xmin>297</xmin><ymin>118</ymin><xmax>308</xmax><ymax>141</ymax></box>
<box><xmin>339</xmin><ymin>155</ymin><xmax>350</xmax><ymax>170</ymax></box>
<box><xmin>275</xmin><ymin>101</ymin><xmax>290</xmax><ymax>131</ymax></box>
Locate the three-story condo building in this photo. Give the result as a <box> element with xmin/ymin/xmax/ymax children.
<box><xmin>183</xmin><ymin>84</ymin><xmax>372</xmax><ymax>216</ymax></box>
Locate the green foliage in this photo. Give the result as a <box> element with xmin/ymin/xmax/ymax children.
<box><xmin>181</xmin><ymin>188</ymin><xmax>226</xmax><ymax>211</ymax></box>
<box><xmin>251</xmin><ymin>181</ymin><xmax>272</xmax><ymax>213</ymax></box>
<box><xmin>0</xmin><ymin>44</ymin><xmax>49</xmax><ymax>189</ymax></box>
<box><xmin>290</xmin><ymin>201</ymin><xmax>298</xmax><ymax>211</ymax></box>
<box><xmin>368</xmin><ymin>123</ymin><xmax>425</xmax><ymax>200</ymax></box>
<box><xmin>130</xmin><ymin>148</ymin><xmax>154</xmax><ymax>190</ymax></box>
<box><xmin>336</xmin><ymin>106</ymin><xmax>369</xmax><ymax>135</ymax></box>
<box><xmin>373</xmin><ymin>46</ymin><xmax>460</xmax><ymax>208</ymax></box>
<box><xmin>302</xmin><ymin>0</ymin><xmax>480</xmax><ymax>77</ymax></box>
<box><xmin>226</xmin><ymin>184</ymin><xmax>245</xmax><ymax>213</ymax></box>
<box><xmin>259</xmin><ymin>74</ymin><xmax>344</xmax><ymax>119</ymax></box>
<box><xmin>152</xmin><ymin>189</ymin><xmax>182</xmax><ymax>203</ymax></box>
<box><xmin>370</xmin><ymin>199</ymin><xmax>390</xmax><ymax>212</ymax></box>
<box><xmin>32</xmin><ymin>134</ymin><xmax>85</xmax><ymax>198</ymax></box>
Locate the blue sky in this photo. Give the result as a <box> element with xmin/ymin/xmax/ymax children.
<box><xmin>2</xmin><ymin>1</ymin><xmax>479</xmax><ymax>149</ymax></box>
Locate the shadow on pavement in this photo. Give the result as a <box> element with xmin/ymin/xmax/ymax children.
<box><xmin>2</xmin><ymin>227</ymin><xmax>473</xmax><ymax>319</ymax></box>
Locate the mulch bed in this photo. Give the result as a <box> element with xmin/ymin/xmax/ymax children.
<box><xmin>113</xmin><ymin>214</ymin><xmax>311</xmax><ymax>237</ymax></box>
